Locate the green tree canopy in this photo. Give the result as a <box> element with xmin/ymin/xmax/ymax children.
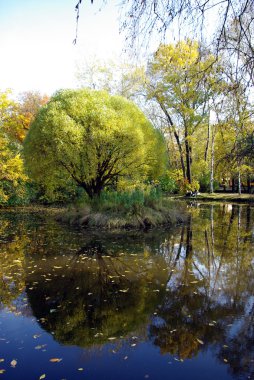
<box><xmin>24</xmin><ymin>89</ymin><xmax>167</xmax><ymax>198</ymax></box>
<box><xmin>147</xmin><ymin>40</ymin><xmax>219</xmax><ymax>185</ymax></box>
<box><xmin>0</xmin><ymin>90</ymin><xmax>27</xmax><ymax>203</ymax></box>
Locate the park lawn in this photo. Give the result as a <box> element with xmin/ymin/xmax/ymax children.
<box><xmin>194</xmin><ymin>193</ymin><xmax>254</xmax><ymax>203</ymax></box>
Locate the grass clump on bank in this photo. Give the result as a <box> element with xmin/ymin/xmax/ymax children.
<box><xmin>60</xmin><ymin>188</ymin><xmax>187</xmax><ymax>230</ymax></box>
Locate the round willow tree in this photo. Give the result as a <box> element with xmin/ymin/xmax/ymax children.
<box><xmin>24</xmin><ymin>89</ymin><xmax>166</xmax><ymax>198</ymax></box>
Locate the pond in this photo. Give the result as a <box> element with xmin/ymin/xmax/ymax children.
<box><xmin>0</xmin><ymin>203</ymin><xmax>253</xmax><ymax>380</ymax></box>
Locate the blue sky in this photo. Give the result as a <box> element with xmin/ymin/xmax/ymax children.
<box><xmin>0</xmin><ymin>0</ymin><xmax>124</xmax><ymax>95</ymax></box>
<box><xmin>0</xmin><ymin>1</ymin><xmax>220</xmax><ymax>96</ymax></box>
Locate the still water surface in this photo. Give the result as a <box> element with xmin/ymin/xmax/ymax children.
<box><xmin>0</xmin><ymin>203</ymin><xmax>253</xmax><ymax>380</ymax></box>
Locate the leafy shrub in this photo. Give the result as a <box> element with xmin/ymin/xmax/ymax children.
<box><xmin>158</xmin><ymin>172</ymin><xmax>179</xmax><ymax>193</ymax></box>
<box><xmin>0</xmin><ymin>180</ymin><xmax>30</xmax><ymax>206</ymax></box>
<box><xmin>198</xmin><ymin>173</ymin><xmax>219</xmax><ymax>192</ymax></box>
<box><xmin>178</xmin><ymin>178</ymin><xmax>200</xmax><ymax>194</ymax></box>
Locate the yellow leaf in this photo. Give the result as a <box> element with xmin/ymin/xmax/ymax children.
<box><xmin>49</xmin><ymin>358</ymin><xmax>62</xmax><ymax>363</ymax></box>
<box><xmin>39</xmin><ymin>375</ymin><xmax>46</xmax><ymax>380</ymax></box>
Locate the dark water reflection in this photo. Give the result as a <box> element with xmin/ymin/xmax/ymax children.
<box><xmin>0</xmin><ymin>203</ymin><xmax>254</xmax><ymax>380</ymax></box>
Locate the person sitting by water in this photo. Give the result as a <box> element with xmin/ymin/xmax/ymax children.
<box><xmin>186</xmin><ymin>189</ymin><xmax>198</xmax><ymax>197</ymax></box>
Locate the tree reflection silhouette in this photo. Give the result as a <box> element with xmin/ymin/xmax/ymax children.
<box><xmin>26</xmin><ymin>240</ymin><xmax>168</xmax><ymax>346</ymax></box>
<box><xmin>1</xmin><ymin>205</ymin><xmax>254</xmax><ymax>379</ymax></box>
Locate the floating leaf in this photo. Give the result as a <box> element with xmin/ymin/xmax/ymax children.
<box><xmin>0</xmin><ymin>369</ymin><xmax>5</xmax><ymax>374</ymax></box>
<box><xmin>78</xmin><ymin>368</ymin><xmax>84</xmax><ymax>371</ymax></box>
<box><xmin>196</xmin><ymin>338</ymin><xmax>204</xmax><ymax>345</ymax></box>
<box><xmin>49</xmin><ymin>358</ymin><xmax>62</xmax><ymax>363</ymax></box>
<box><xmin>10</xmin><ymin>359</ymin><xmax>17</xmax><ymax>368</ymax></box>
<box><xmin>39</xmin><ymin>375</ymin><xmax>46</xmax><ymax>380</ymax></box>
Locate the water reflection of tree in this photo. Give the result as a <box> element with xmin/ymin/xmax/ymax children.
<box><xmin>150</xmin><ymin>204</ymin><xmax>254</xmax><ymax>376</ymax></box>
<box><xmin>26</xmin><ymin>242</ymin><xmax>168</xmax><ymax>347</ymax></box>
<box><xmin>218</xmin><ymin>302</ymin><xmax>254</xmax><ymax>380</ymax></box>
<box><xmin>1</xmin><ymin>205</ymin><xmax>254</xmax><ymax>379</ymax></box>
<box><xmin>0</xmin><ymin>217</ymin><xmax>28</xmax><ymax>307</ymax></box>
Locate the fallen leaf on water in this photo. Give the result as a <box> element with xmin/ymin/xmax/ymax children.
<box><xmin>196</xmin><ymin>339</ymin><xmax>204</xmax><ymax>345</ymax></box>
<box><xmin>35</xmin><ymin>344</ymin><xmax>47</xmax><ymax>350</ymax></box>
<box><xmin>0</xmin><ymin>360</ymin><xmax>4</xmax><ymax>363</ymax></box>
<box><xmin>124</xmin><ymin>356</ymin><xmax>128</xmax><ymax>360</ymax></box>
<box><xmin>108</xmin><ymin>337</ymin><xmax>116</xmax><ymax>340</ymax></box>
<box><xmin>223</xmin><ymin>359</ymin><xmax>228</xmax><ymax>363</ymax></box>
<box><xmin>78</xmin><ymin>368</ymin><xmax>84</xmax><ymax>371</ymax></box>
<box><xmin>10</xmin><ymin>359</ymin><xmax>17</xmax><ymax>368</ymax></box>
<box><xmin>0</xmin><ymin>369</ymin><xmax>5</xmax><ymax>374</ymax></box>
<box><xmin>50</xmin><ymin>358</ymin><xmax>62</xmax><ymax>363</ymax></box>
<box><xmin>39</xmin><ymin>374</ymin><xmax>46</xmax><ymax>380</ymax></box>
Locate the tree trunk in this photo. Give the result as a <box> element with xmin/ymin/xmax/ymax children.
<box><xmin>232</xmin><ymin>178</ymin><xmax>235</xmax><ymax>192</ymax></box>
<box><xmin>158</xmin><ymin>101</ymin><xmax>186</xmax><ymax>179</ymax></box>
<box><xmin>210</xmin><ymin>126</ymin><xmax>215</xmax><ymax>193</ymax></box>
<box><xmin>238</xmin><ymin>169</ymin><xmax>241</xmax><ymax>195</ymax></box>
<box><xmin>247</xmin><ymin>175</ymin><xmax>251</xmax><ymax>193</ymax></box>
<box><xmin>81</xmin><ymin>180</ymin><xmax>103</xmax><ymax>199</ymax></box>
<box><xmin>205</xmin><ymin>118</ymin><xmax>210</xmax><ymax>162</ymax></box>
<box><xmin>185</xmin><ymin>128</ymin><xmax>192</xmax><ymax>184</ymax></box>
